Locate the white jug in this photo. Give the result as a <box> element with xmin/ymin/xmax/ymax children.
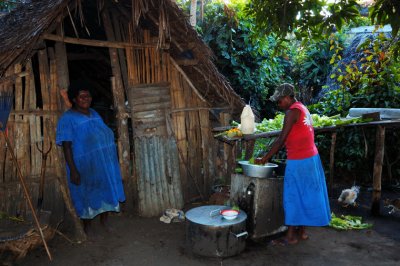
<box><xmin>240</xmin><ymin>105</ymin><xmax>255</xmax><ymax>134</ymax></box>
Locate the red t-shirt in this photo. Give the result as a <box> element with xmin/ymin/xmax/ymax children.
<box><xmin>285</xmin><ymin>102</ymin><xmax>318</xmax><ymax>159</ymax></box>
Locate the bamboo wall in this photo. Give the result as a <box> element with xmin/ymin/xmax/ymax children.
<box><xmin>0</xmin><ymin>48</ymin><xmax>65</xmax><ymax>222</ymax></box>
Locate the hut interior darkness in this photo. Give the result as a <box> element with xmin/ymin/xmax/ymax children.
<box><xmin>0</xmin><ymin>0</ymin><xmax>244</xmax><ymax>224</ymax></box>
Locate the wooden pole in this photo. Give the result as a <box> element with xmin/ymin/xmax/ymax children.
<box><xmin>220</xmin><ymin>112</ymin><xmax>232</xmax><ymax>181</ymax></box>
<box><xmin>42</xmin><ymin>33</ymin><xmax>158</xmax><ymax>49</ymax></box>
<box><xmin>371</xmin><ymin>125</ymin><xmax>385</xmax><ymax>216</ymax></box>
<box><xmin>53</xmin><ymin>26</ymin><xmax>87</xmax><ymax>242</ymax></box>
<box><xmin>102</xmin><ymin>9</ymin><xmax>132</xmax><ymax>210</ymax></box>
<box><xmin>329</xmin><ymin>132</ymin><xmax>337</xmax><ymax>194</ymax></box>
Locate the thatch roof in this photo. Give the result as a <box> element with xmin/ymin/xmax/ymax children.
<box><xmin>0</xmin><ymin>0</ymin><xmax>244</xmax><ymax>112</ymax></box>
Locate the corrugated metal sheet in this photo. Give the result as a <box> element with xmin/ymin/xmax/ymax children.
<box><xmin>134</xmin><ymin>135</ymin><xmax>183</xmax><ymax>217</ymax></box>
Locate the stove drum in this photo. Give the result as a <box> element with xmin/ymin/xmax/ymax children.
<box><xmin>186</xmin><ymin>220</ymin><xmax>248</xmax><ymax>258</ymax></box>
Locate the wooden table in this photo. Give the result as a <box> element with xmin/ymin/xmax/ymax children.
<box><xmin>214</xmin><ymin>119</ymin><xmax>400</xmax><ymax>215</ymax></box>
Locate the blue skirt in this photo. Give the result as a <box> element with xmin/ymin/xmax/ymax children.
<box><xmin>284</xmin><ymin>154</ymin><xmax>331</xmax><ymax>226</ymax></box>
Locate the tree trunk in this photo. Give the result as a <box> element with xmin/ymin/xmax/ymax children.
<box><xmin>190</xmin><ymin>0</ymin><xmax>197</xmax><ymax>27</ymax></box>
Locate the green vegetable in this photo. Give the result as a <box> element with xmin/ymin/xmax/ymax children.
<box><xmin>248</xmin><ymin>157</ymin><xmax>255</xmax><ymax>164</ymax></box>
<box><xmin>329</xmin><ymin>213</ymin><xmax>373</xmax><ymax>230</ymax></box>
<box><xmin>235</xmin><ymin>167</ymin><xmax>243</xmax><ymax>173</ymax></box>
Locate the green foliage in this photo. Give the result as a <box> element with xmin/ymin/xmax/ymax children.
<box><xmin>197</xmin><ymin>2</ymin><xmax>289</xmax><ymax>114</ymax></box>
<box><xmin>370</xmin><ymin>0</ymin><xmax>400</xmax><ymax>37</ymax></box>
<box><xmin>323</xmin><ymin>32</ymin><xmax>400</xmax><ymax>113</ymax></box>
<box><xmin>290</xmin><ymin>33</ymin><xmax>346</xmax><ymax>102</ymax></box>
<box><xmin>310</xmin><ymin>33</ymin><xmax>400</xmax><ymax>179</ymax></box>
<box><xmin>245</xmin><ymin>0</ymin><xmax>360</xmax><ymax>41</ymax></box>
<box><xmin>0</xmin><ymin>0</ymin><xmax>21</xmax><ymax>12</ymax></box>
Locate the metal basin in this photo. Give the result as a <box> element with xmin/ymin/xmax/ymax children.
<box><xmin>238</xmin><ymin>161</ymin><xmax>278</xmax><ymax>178</ymax></box>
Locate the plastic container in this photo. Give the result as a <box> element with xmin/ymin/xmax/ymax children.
<box><xmin>240</xmin><ymin>105</ymin><xmax>255</xmax><ymax>134</ymax></box>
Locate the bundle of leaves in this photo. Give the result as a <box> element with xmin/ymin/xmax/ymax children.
<box><xmin>329</xmin><ymin>213</ymin><xmax>373</xmax><ymax>230</ymax></box>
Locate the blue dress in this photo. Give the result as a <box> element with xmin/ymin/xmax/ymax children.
<box><xmin>56</xmin><ymin>108</ymin><xmax>126</xmax><ymax>219</ymax></box>
<box><xmin>283</xmin><ymin>154</ymin><xmax>331</xmax><ymax>226</ymax></box>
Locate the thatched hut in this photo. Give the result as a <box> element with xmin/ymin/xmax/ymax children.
<box><xmin>0</xmin><ymin>0</ymin><xmax>244</xmax><ymax>221</ymax></box>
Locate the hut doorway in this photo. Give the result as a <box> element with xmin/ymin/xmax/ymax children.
<box><xmin>66</xmin><ymin>44</ymin><xmax>116</xmax><ymax>128</ymax></box>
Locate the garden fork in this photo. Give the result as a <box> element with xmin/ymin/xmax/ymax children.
<box><xmin>36</xmin><ymin>141</ymin><xmax>52</xmax><ymax>212</ymax></box>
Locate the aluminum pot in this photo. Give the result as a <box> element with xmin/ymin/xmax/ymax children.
<box><xmin>185</xmin><ymin>205</ymin><xmax>248</xmax><ymax>258</ymax></box>
<box><xmin>238</xmin><ymin>161</ymin><xmax>278</xmax><ymax>178</ymax></box>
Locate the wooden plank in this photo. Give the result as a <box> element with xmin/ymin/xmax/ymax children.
<box><xmin>111</xmin><ymin>10</ymin><xmax>129</xmax><ymax>94</ymax></box>
<box><xmin>48</xmin><ymin>50</ymin><xmax>62</xmax><ymax>178</ymax></box>
<box><xmin>14</xmin><ymin>64</ymin><xmax>23</xmax><ymax>111</ymax></box>
<box><xmin>26</xmin><ymin>62</ymin><xmax>40</xmax><ymax>177</ymax></box>
<box><xmin>221</xmin><ymin>112</ymin><xmax>232</xmax><ymax>182</ymax></box>
<box><xmin>133</xmin><ymin>126</ymin><xmax>167</xmax><ymax>138</ymax></box>
<box><xmin>169</xmin><ymin>68</ymin><xmax>188</xmax><ymax>201</ymax></box>
<box><xmin>131</xmin><ymin>101</ymin><xmax>171</xmax><ymax>112</ymax></box>
<box><xmin>130</xmin><ymin>95</ymin><xmax>171</xmax><ymax>105</ymax></box>
<box><xmin>38</xmin><ymin>46</ymin><xmax>50</xmax><ymax>111</ymax></box>
<box><xmin>13</xmin><ymin>64</ymin><xmax>27</xmax><ymax>177</ymax></box>
<box><xmin>371</xmin><ymin>125</ymin><xmax>385</xmax><ymax>216</ymax></box>
<box><xmin>55</xmin><ymin>26</ymin><xmax>70</xmax><ymax>111</ymax></box>
<box><xmin>132</xmin><ymin>109</ymin><xmax>167</xmax><ymax>119</ymax></box>
<box><xmin>199</xmin><ymin>109</ymin><xmax>211</xmax><ymax>196</ymax></box>
<box><xmin>4</xmin><ymin>120</ymin><xmax>16</xmax><ymax>182</ymax></box>
<box><xmin>130</xmin><ymin>84</ymin><xmax>169</xmax><ymax>93</ymax></box>
<box><xmin>4</xmin><ymin>68</ymin><xmax>16</xmax><ymax>182</ymax></box>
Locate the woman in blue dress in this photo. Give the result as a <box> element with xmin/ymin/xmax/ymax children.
<box><xmin>56</xmin><ymin>81</ymin><xmax>125</xmax><ymax>236</ymax></box>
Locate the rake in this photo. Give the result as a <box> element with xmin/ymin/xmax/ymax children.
<box><xmin>0</xmin><ymin>80</ymin><xmax>52</xmax><ymax>261</ymax></box>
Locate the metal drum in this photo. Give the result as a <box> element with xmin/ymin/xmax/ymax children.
<box><xmin>185</xmin><ymin>205</ymin><xmax>248</xmax><ymax>258</ymax></box>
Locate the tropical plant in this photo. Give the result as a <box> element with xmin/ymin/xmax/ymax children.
<box><xmin>310</xmin><ymin>32</ymin><xmax>400</xmax><ymax>180</ymax></box>
<box><xmin>245</xmin><ymin>0</ymin><xmax>361</xmax><ymax>41</ymax></box>
<box><xmin>197</xmin><ymin>1</ymin><xmax>290</xmax><ymax>116</ymax></box>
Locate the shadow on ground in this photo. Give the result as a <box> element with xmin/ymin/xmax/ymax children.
<box><xmin>5</xmin><ymin>185</ymin><xmax>400</xmax><ymax>266</ymax></box>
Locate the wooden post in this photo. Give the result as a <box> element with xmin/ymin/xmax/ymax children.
<box><xmin>329</xmin><ymin>132</ymin><xmax>337</xmax><ymax>194</ymax></box>
<box><xmin>51</xmin><ymin>28</ymin><xmax>86</xmax><ymax>241</ymax></box>
<box><xmin>111</xmin><ymin>10</ymin><xmax>129</xmax><ymax>93</ymax></box>
<box><xmin>54</xmin><ymin>27</ymin><xmax>70</xmax><ymax>111</ymax></box>
<box><xmin>102</xmin><ymin>9</ymin><xmax>132</xmax><ymax>211</ymax></box>
<box><xmin>220</xmin><ymin>112</ymin><xmax>232</xmax><ymax>183</ymax></box>
<box><xmin>244</xmin><ymin>139</ymin><xmax>255</xmax><ymax>161</ymax></box>
<box><xmin>371</xmin><ymin>125</ymin><xmax>385</xmax><ymax>216</ymax></box>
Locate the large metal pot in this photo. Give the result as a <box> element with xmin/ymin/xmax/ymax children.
<box><xmin>238</xmin><ymin>161</ymin><xmax>278</xmax><ymax>178</ymax></box>
<box><xmin>185</xmin><ymin>205</ymin><xmax>248</xmax><ymax>258</ymax></box>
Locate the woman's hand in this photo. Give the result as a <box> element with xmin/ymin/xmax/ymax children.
<box><xmin>70</xmin><ymin>169</ymin><xmax>81</xmax><ymax>185</ymax></box>
<box><xmin>255</xmin><ymin>157</ymin><xmax>268</xmax><ymax>165</ymax></box>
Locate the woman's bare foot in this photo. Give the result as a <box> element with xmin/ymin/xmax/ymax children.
<box><xmin>100</xmin><ymin>212</ymin><xmax>115</xmax><ymax>233</ymax></box>
<box><xmin>298</xmin><ymin>226</ymin><xmax>309</xmax><ymax>240</ymax></box>
<box><xmin>286</xmin><ymin>237</ymin><xmax>299</xmax><ymax>245</ymax></box>
<box><xmin>285</xmin><ymin>226</ymin><xmax>299</xmax><ymax>245</ymax></box>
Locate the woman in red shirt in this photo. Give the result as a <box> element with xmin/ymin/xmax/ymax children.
<box><xmin>256</xmin><ymin>83</ymin><xmax>331</xmax><ymax>244</ymax></box>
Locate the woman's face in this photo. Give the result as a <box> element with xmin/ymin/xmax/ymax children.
<box><xmin>74</xmin><ymin>90</ymin><xmax>92</xmax><ymax>109</ymax></box>
<box><xmin>277</xmin><ymin>95</ymin><xmax>291</xmax><ymax>111</ymax></box>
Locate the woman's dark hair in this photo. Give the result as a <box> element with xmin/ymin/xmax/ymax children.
<box><xmin>67</xmin><ymin>80</ymin><xmax>92</xmax><ymax>104</ymax></box>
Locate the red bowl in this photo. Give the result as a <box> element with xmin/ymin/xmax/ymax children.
<box><xmin>220</xmin><ymin>209</ymin><xmax>239</xmax><ymax>220</ymax></box>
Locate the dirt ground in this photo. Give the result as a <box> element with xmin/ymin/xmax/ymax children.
<box><xmin>4</xmin><ymin>185</ymin><xmax>400</xmax><ymax>266</ymax></box>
